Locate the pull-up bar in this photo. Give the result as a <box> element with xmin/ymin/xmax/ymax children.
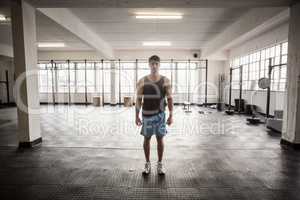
<box><xmin>0</xmin><ymin>70</ymin><xmax>9</xmax><ymax>104</ymax></box>
<box><xmin>227</xmin><ymin>65</ymin><xmax>243</xmax><ymax>113</ymax></box>
<box><xmin>265</xmin><ymin>58</ymin><xmax>286</xmax><ymax>118</ymax></box>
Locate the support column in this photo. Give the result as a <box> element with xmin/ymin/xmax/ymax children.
<box><xmin>281</xmin><ymin>1</ymin><xmax>300</xmax><ymax>149</ymax></box>
<box><xmin>11</xmin><ymin>0</ymin><xmax>41</xmax><ymax>147</ymax></box>
<box><xmin>110</xmin><ymin>61</ymin><xmax>117</xmax><ymax>105</ymax></box>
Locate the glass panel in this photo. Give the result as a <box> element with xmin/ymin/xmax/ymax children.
<box><xmin>282</xmin><ymin>42</ymin><xmax>288</xmax><ymax>55</ymax></box>
<box><xmin>137</xmin><ymin>61</ymin><xmax>149</xmax><ymax>80</ymax></box>
<box><xmin>120</xmin><ymin>62</ymin><xmax>135</xmax><ymax>95</ymax></box>
<box><xmin>103</xmin><ymin>62</ymin><xmax>111</xmax><ymax>94</ymax></box>
<box><xmin>69</xmin><ymin>62</ymin><xmax>76</xmax><ymax>93</ymax></box>
<box><xmin>281</xmin><ymin>55</ymin><xmax>287</xmax><ymax>64</ymax></box>
<box><xmin>38</xmin><ymin>67</ymin><xmax>48</xmax><ymax>93</ymax></box>
<box><xmin>57</xmin><ymin>63</ymin><xmax>68</xmax><ymax>93</ymax></box>
<box><xmin>86</xmin><ymin>62</ymin><xmax>95</xmax><ymax>93</ymax></box>
<box><xmin>275</xmin><ymin>44</ymin><xmax>281</xmax><ymax>56</ymax></box>
<box><xmin>76</xmin><ymin>62</ymin><xmax>86</xmax><ymax>93</ymax></box>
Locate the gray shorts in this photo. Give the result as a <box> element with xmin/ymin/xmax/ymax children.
<box><xmin>140</xmin><ymin>112</ymin><xmax>167</xmax><ymax>138</ymax></box>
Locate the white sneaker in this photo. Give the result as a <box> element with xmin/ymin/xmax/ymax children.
<box><xmin>142</xmin><ymin>162</ymin><xmax>151</xmax><ymax>175</ymax></box>
<box><xmin>157</xmin><ymin>162</ymin><xmax>165</xmax><ymax>175</ymax></box>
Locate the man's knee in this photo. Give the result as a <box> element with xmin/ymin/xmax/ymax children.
<box><xmin>156</xmin><ymin>136</ymin><xmax>164</xmax><ymax>144</ymax></box>
<box><xmin>144</xmin><ymin>136</ymin><xmax>151</xmax><ymax>144</ymax></box>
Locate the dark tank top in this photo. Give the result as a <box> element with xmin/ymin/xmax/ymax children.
<box><xmin>142</xmin><ymin>75</ymin><xmax>166</xmax><ymax>116</ymax></box>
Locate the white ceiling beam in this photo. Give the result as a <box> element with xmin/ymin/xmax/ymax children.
<box><xmin>201</xmin><ymin>7</ymin><xmax>288</xmax><ymax>59</ymax></box>
<box><xmin>38</xmin><ymin>8</ymin><xmax>114</xmax><ymax>59</ymax></box>
<box><xmin>27</xmin><ymin>0</ymin><xmax>292</xmax><ymax>8</ymax></box>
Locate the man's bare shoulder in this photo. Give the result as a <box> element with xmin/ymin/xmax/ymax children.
<box><xmin>137</xmin><ymin>76</ymin><xmax>147</xmax><ymax>84</ymax></box>
<box><xmin>137</xmin><ymin>76</ymin><xmax>146</xmax><ymax>86</ymax></box>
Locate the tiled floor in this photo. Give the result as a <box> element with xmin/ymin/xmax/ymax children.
<box><xmin>0</xmin><ymin>105</ymin><xmax>300</xmax><ymax>199</ymax></box>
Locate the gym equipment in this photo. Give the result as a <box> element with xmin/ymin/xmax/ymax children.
<box><xmin>247</xmin><ymin>117</ymin><xmax>261</xmax><ymax>124</ymax></box>
<box><xmin>246</xmin><ymin>77</ymin><xmax>265</xmax><ymax>124</ymax></box>
<box><xmin>247</xmin><ymin>58</ymin><xmax>286</xmax><ymax>125</ymax></box>
<box><xmin>183</xmin><ymin>101</ymin><xmax>192</xmax><ymax>113</ymax></box>
<box><xmin>262</xmin><ymin>58</ymin><xmax>285</xmax><ymax>119</ymax></box>
<box><xmin>123</xmin><ymin>96</ymin><xmax>132</xmax><ymax>107</ymax></box>
<box><xmin>217</xmin><ymin>74</ymin><xmax>225</xmax><ymax>111</ymax></box>
<box><xmin>234</xmin><ymin>98</ymin><xmax>245</xmax><ymax>112</ymax></box>
<box><xmin>225</xmin><ymin>65</ymin><xmax>243</xmax><ymax>115</ymax></box>
<box><xmin>0</xmin><ymin>70</ymin><xmax>9</xmax><ymax>104</ymax></box>
<box><xmin>266</xmin><ymin>110</ymin><xmax>283</xmax><ymax>132</ymax></box>
<box><xmin>245</xmin><ymin>104</ymin><xmax>257</xmax><ymax>115</ymax></box>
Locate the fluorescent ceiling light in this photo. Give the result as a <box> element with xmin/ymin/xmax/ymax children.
<box><xmin>135</xmin><ymin>12</ymin><xmax>183</xmax><ymax>19</ymax></box>
<box><xmin>143</xmin><ymin>41</ymin><xmax>171</xmax><ymax>46</ymax></box>
<box><xmin>0</xmin><ymin>15</ymin><xmax>9</xmax><ymax>21</ymax></box>
<box><xmin>136</xmin><ymin>15</ymin><xmax>182</xmax><ymax>19</ymax></box>
<box><xmin>38</xmin><ymin>42</ymin><xmax>65</xmax><ymax>48</ymax></box>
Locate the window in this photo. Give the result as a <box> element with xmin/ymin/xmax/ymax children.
<box><xmin>56</xmin><ymin>63</ymin><xmax>68</xmax><ymax>93</ymax></box>
<box><xmin>103</xmin><ymin>62</ymin><xmax>111</xmax><ymax>94</ymax></box>
<box><xmin>120</xmin><ymin>62</ymin><xmax>135</xmax><ymax>95</ymax></box>
<box><xmin>230</xmin><ymin>59</ymin><xmax>241</xmax><ymax>90</ymax></box>
<box><xmin>95</xmin><ymin>62</ymin><xmax>103</xmax><ymax>93</ymax></box>
<box><xmin>76</xmin><ymin>62</ymin><xmax>86</xmax><ymax>93</ymax></box>
<box><xmin>160</xmin><ymin>62</ymin><xmax>172</xmax><ymax>81</ymax></box>
<box><xmin>190</xmin><ymin>62</ymin><xmax>199</xmax><ymax>95</ymax></box>
<box><xmin>38</xmin><ymin>63</ymin><xmax>50</xmax><ymax>93</ymax></box>
<box><xmin>137</xmin><ymin>61</ymin><xmax>149</xmax><ymax>80</ymax></box>
<box><xmin>177</xmin><ymin>61</ymin><xmax>188</xmax><ymax>95</ymax></box>
<box><xmin>230</xmin><ymin>41</ymin><xmax>288</xmax><ymax>91</ymax></box>
<box><xmin>86</xmin><ymin>62</ymin><xmax>95</xmax><ymax>93</ymax></box>
<box><xmin>38</xmin><ymin>59</ymin><xmax>207</xmax><ymax>104</ymax></box>
<box><xmin>69</xmin><ymin>62</ymin><xmax>76</xmax><ymax>93</ymax></box>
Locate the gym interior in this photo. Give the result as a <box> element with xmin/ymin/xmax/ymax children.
<box><xmin>0</xmin><ymin>0</ymin><xmax>300</xmax><ymax>199</ymax></box>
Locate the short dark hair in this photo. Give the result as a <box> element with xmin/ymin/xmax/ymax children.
<box><xmin>148</xmin><ymin>55</ymin><xmax>160</xmax><ymax>63</ymax></box>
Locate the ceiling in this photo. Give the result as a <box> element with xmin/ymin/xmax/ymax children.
<box><xmin>0</xmin><ymin>9</ymin><xmax>93</xmax><ymax>51</ymax></box>
<box><xmin>24</xmin><ymin>0</ymin><xmax>292</xmax><ymax>8</ymax></box>
<box><xmin>69</xmin><ymin>8</ymin><xmax>249</xmax><ymax>50</ymax></box>
<box><xmin>0</xmin><ymin>2</ymin><xmax>290</xmax><ymax>55</ymax></box>
<box><xmin>36</xmin><ymin>11</ymin><xmax>93</xmax><ymax>51</ymax></box>
<box><xmin>0</xmin><ymin>7</ymin><xmax>249</xmax><ymax>51</ymax></box>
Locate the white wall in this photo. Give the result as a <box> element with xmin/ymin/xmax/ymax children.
<box><xmin>225</xmin><ymin>89</ymin><xmax>285</xmax><ymax>115</ymax></box>
<box><xmin>225</xmin><ymin>22</ymin><xmax>288</xmax><ymax>114</ymax></box>
<box><xmin>207</xmin><ymin>60</ymin><xmax>226</xmax><ymax>104</ymax></box>
<box><xmin>230</xmin><ymin>22</ymin><xmax>289</xmax><ymax>58</ymax></box>
<box><xmin>38</xmin><ymin>49</ymin><xmax>202</xmax><ymax>61</ymax></box>
<box><xmin>38</xmin><ymin>51</ymin><xmax>103</xmax><ymax>61</ymax></box>
<box><xmin>115</xmin><ymin>49</ymin><xmax>201</xmax><ymax>60</ymax></box>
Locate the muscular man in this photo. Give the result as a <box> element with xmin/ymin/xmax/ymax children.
<box><xmin>135</xmin><ymin>55</ymin><xmax>173</xmax><ymax>175</ymax></box>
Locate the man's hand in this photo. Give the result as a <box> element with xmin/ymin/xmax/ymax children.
<box><xmin>136</xmin><ymin>117</ymin><xmax>142</xmax><ymax>126</ymax></box>
<box><xmin>166</xmin><ymin>115</ymin><xmax>173</xmax><ymax>126</ymax></box>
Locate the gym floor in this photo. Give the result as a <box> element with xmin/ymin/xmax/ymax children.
<box><xmin>0</xmin><ymin>105</ymin><xmax>300</xmax><ymax>199</ymax></box>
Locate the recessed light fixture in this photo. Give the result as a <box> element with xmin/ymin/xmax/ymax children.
<box><xmin>143</xmin><ymin>41</ymin><xmax>171</xmax><ymax>46</ymax></box>
<box><xmin>0</xmin><ymin>14</ymin><xmax>10</xmax><ymax>22</ymax></box>
<box><xmin>135</xmin><ymin>12</ymin><xmax>183</xmax><ymax>19</ymax></box>
<box><xmin>38</xmin><ymin>42</ymin><xmax>65</xmax><ymax>48</ymax></box>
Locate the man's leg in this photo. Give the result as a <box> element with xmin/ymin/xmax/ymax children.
<box><xmin>156</xmin><ymin>136</ymin><xmax>165</xmax><ymax>175</ymax></box>
<box><xmin>156</xmin><ymin>136</ymin><xmax>164</xmax><ymax>162</ymax></box>
<box><xmin>143</xmin><ymin>136</ymin><xmax>151</xmax><ymax>162</ymax></box>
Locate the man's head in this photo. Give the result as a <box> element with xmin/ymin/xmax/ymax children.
<box><xmin>148</xmin><ymin>55</ymin><xmax>160</xmax><ymax>74</ymax></box>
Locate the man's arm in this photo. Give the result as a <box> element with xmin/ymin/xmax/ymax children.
<box><xmin>165</xmin><ymin>78</ymin><xmax>173</xmax><ymax>125</ymax></box>
<box><xmin>135</xmin><ymin>78</ymin><xmax>143</xmax><ymax>126</ymax></box>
